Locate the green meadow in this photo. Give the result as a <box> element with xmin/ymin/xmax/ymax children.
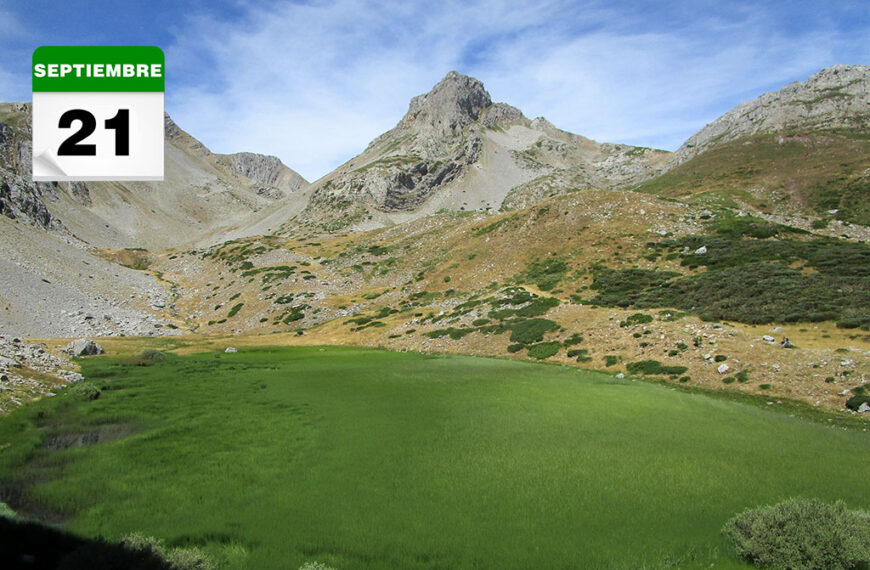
<box><xmin>1</xmin><ymin>346</ymin><xmax>868</xmax><ymax>569</ymax></box>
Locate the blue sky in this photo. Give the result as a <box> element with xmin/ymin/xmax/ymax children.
<box><xmin>1</xmin><ymin>0</ymin><xmax>868</xmax><ymax>180</ymax></box>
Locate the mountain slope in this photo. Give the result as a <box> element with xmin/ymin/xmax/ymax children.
<box><xmin>0</xmin><ymin>104</ymin><xmax>310</xmax><ymax>250</ymax></box>
<box><xmin>639</xmin><ymin>65</ymin><xmax>870</xmax><ymax>224</ymax></box>
<box><xmin>276</xmin><ymin>71</ymin><xmax>669</xmax><ymax>234</ymax></box>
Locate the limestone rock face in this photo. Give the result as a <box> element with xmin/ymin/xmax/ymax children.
<box><xmin>398</xmin><ymin>71</ymin><xmax>493</xmax><ymax>145</ymax></box>
<box><xmin>671</xmin><ymin>65</ymin><xmax>870</xmax><ymax>165</ymax></box>
<box><xmin>293</xmin><ymin>71</ymin><xmax>669</xmax><ymax>231</ymax></box>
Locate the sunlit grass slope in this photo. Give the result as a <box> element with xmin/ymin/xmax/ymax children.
<box><xmin>1</xmin><ymin>347</ymin><xmax>868</xmax><ymax>569</ymax></box>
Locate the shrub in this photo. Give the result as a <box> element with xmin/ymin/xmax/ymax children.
<box><xmin>619</xmin><ymin>313</ymin><xmax>653</xmax><ymax>327</ymax></box>
<box><xmin>845</xmin><ymin>394</ymin><xmax>870</xmax><ymax>411</ymax></box>
<box><xmin>508</xmin><ymin>319</ymin><xmax>559</xmax><ymax>344</ymax></box>
<box><xmin>563</xmin><ymin>333</ymin><xmax>584</xmax><ymax>346</ymax></box>
<box><xmin>722</xmin><ymin>498</ymin><xmax>870</xmax><ymax>570</ymax></box>
<box><xmin>299</xmin><ymin>563</ymin><xmax>336</xmax><ymax>570</ymax></box>
<box><xmin>604</xmin><ymin>355</ymin><xmax>619</xmax><ymax>367</ymax></box>
<box><xmin>138</xmin><ymin>349</ymin><xmax>166</xmax><ymax>365</ymax></box>
<box><xmin>506</xmin><ymin>343</ymin><xmax>525</xmax><ymax>353</ymax></box>
<box><xmin>679</xmin><ymin>376</ymin><xmax>691</xmax><ymax>383</ymax></box>
<box><xmin>0</xmin><ymin>502</ymin><xmax>16</xmax><ymax>518</ymax></box>
<box><xmin>119</xmin><ymin>532</ymin><xmax>166</xmax><ymax>558</ymax></box>
<box><xmin>760</xmin><ymin>384</ymin><xmax>772</xmax><ymax>390</ymax></box>
<box><xmin>722</xmin><ymin>376</ymin><xmax>735</xmax><ymax>384</ymax></box>
<box><xmin>714</xmin><ymin>355</ymin><xmax>727</xmax><ymax>362</ymax></box>
<box><xmin>736</xmin><ymin>370</ymin><xmax>750</xmax><ymax>383</ymax></box>
<box><xmin>166</xmin><ymin>547</ymin><xmax>216</xmax><ymax>570</ymax></box>
<box><xmin>626</xmin><ymin>360</ymin><xmax>688</xmax><ymax>376</ymax></box>
<box><xmin>65</xmin><ymin>382</ymin><xmax>101</xmax><ymax>401</ymax></box>
<box><xmin>527</xmin><ymin>342</ymin><xmax>561</xmax><ymax>359</ymax></box>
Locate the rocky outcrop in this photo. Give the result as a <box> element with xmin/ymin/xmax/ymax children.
<box><xmin>217</xmin><ymin>152</ymin><xmax>308</xmax><ymax>199</ymax></box>
<box><xmin>671</xmin><ymin>65</ymin><xmax>870</xmax><ymax>165</ymax></box>
<box><xmin>65</xmin><ymin>338</ymin><xmax>104</xmax><ymax>357</ymax></box>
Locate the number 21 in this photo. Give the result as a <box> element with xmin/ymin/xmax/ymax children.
<box><xmin>57</xmin><ymin>109</ymin><xmax>130</xmax><ymax>156</ymax></box>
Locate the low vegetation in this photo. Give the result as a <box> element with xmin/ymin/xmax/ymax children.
<box><xmin>0</xmin><ymin>347</ymin><xmax>867</xmax><ymax>569</ymax></box>
<box><xmin>722</xmin><ymin>498</ymin><xmax>870</xmax><ymax>569</ymax></box>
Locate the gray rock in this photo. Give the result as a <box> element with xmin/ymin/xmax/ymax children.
<box><xmin>858</xmin><ymin>402</ymin><xmax>870</xmax><ymax>413</ymax></box>
<box><xmin>0</xmin><ymin>355</ymin><xmax>17</xmax><ymax>368</ymax></box>
<box><xmin>762</xmin><ymin>335</ymin><xmax>776</xmax><ymax>343</ymax></box>
<box><xmin>717</xmin><ymin>363</ymin><xmax>730</xmax><ymax>374</ymax></box>
<box><xmin>65</xmin><ymin>338</ymin><xmax>104</xmax><ymax>356</ymax></box>
<box><xmin>224</xmin><ymin>347</ymin><xmax>237</xmax><ymax>353</ymax></box>
<box><xmin>694</xmin><ymin>245</ymin><xmax>707</xmax><ymax>255</ymax></box>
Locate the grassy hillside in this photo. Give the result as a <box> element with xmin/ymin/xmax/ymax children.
<box><xmin>637</xmin><ymin>131</ymin><xmax>870</xmax><ymax>225</ymax></box>
<box><xmin>1</xmin><ymin>346</ymin><xmax>868</xmax><ymax>569</ymax></box>
<box><xmin>135</xmin><ymin>190</ymin><xmax>869</xmax><ymax>415</ymax></box>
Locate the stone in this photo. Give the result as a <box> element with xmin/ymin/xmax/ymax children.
<box><xmin>225</xmin><ymin>347</ymin><xmax>238</xmax><ymax>353</ymax></box>
<box><xmin>694</xmin><ymin>246</ymin><xmax>707</xmax><ymax>255</ymax></box>
<box><xmin>616</xmin><ymin>373</ymin><xmax>625</xmax><ymax>379</ymax></box>
<box><xmin>858</xmin><ymin>402</ymin><xmax>870</xmax><ymax>414</ymax></box>
<box><xmin>762</xmin><ymin>335</ymin><xmax>775</xmax><ymax>343</ymax></box>
<box><xmin>65</xmin><ymin>338</ymin><xmax>104</xmax><ymax>356</ymax></box>
<box><xmin>0</xmin><ymin>355</ymin><xmax>18</xmax><ymax>368</ymax></box>
<box><xmin>717</xmin><ymin>363</ymin><xmax>729</xmax><ymax>374</ymax></box>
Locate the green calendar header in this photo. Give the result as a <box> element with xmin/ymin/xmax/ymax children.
<box><xmin>33</xmin><ymin>46</ymin><xmax>164</xmax><ymax>92</ymax></box>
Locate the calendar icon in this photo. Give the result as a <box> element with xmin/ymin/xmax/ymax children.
<box><xmin>32</xmin><ymin>46</ymin><xmax>164</xmax><ymax>181</ymax></box>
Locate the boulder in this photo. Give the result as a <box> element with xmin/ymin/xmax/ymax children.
<box><xmin>694</xmin><ymin>246</ymin><xmax>707</xmax><ymax>255</ymax></box>
<box><xmin>0</xmin><ymin>355</ymin><xmax>18</xmax><ymax>368</ymax></box>
<box><xmin>717</xmin><ymin>363</ymin><xmax>730</xmax><ymax>374</ymax></box>
<box><xmin>762</xmin><ymin>335</ymin><xmax>775</xmax><ymax>343</ymax></box>
<box><xmin>858</xmin><ymin>402</ymin><xmax>870</xmax><ymax>414</ymax></box>
<box><xmin>225</xmin><ymin>347</ymin><xmax>238</xmax><ymax>353</ymax></box>
<box><xmin>65</xmin><ymin>338</ymin><xmax>104</xmax><ymax>356</ymax></box>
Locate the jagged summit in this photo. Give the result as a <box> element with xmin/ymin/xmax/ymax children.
<box><xmin>398</xmin><ymin>71</ymin><xmax>493</xmax><ymax>139</ymax></box>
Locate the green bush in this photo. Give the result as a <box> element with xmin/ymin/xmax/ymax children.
<box><xmin>563</xmin><ymin>333</ymin><xmax>584</xmax><ymax>346</ymax></box>
<box><xmin>722</xmin><ymin>498</ymin><xmax>870</xmax><ymax>569</ymax></box>
<box><xmin>845</xmin><ymin>394</ymin><xmax>870</xmax><ymax>411</ymax></box>
<box><xmin>722</xmin><ymin>376</ymin><xmax>736</xmax><ymax>384</ymax></box>
<box><xmin>678</xmin><ymin>376</ymin><xmax>691</xmax><ymax>383</ymax></box>
<box><xmin>526</xmin><ymin>342</ymin><xmax>561</xmax><ymax>360</ymax></box>
<box><xmin>714</xmin><ymin>354</ymin><xmax>727</xmax><ymax>362</ymax></box>
<box><xmin>619</xmin><ymin>313</ymin><xmax>653</xmax><ymax>327</ymax></box>
<box><xmin>604</xmin><ymin>355</ymin><xmax>619</xmax><ymax>367</ymax></box>
<box><xmin>0</xmin><ymin>502</ymin><xmax>16</xmax><ymax>518</ymax></box>
<box><xmin>138</xmin><ymin>349</ymin><xmax>166</xmax><ymax>365</ymax></box>
<box><xmin>227</xmin><ymin>303</ymin><xmax>244</xmax><ymax>318</ymax></box>
<box><xmin>166</xmin><ymin>547</ymin><xmax>216</xmax><ymax>570</ymax></box>
<box><xmin>626</xmin><ymin>360</ymin><xmax>688</xmax><ymax>376</ymax></box>
<box><xmin>65</xmin><ymin>382</ymin><xmax>101</xmax><ymax>401</ymax></box>
<box><xmin>736</xmin><ymin>370</ymin><xmax>750</xmax><ymax>383</ymax></box>
<box><xmin>508</xmin><ymin>319</ymin><xmax>559</xmax><ymax>344</ymax></box>
<box><xmin>506</xmin><ymin>343</ymin><xmax>525</xmax><ymax>353</ymax></box>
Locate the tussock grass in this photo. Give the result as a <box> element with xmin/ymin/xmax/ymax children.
<box><xmin>0</xmin><ymin>347</ymin><xmax>867</xmax><ymax>569</ymax></box>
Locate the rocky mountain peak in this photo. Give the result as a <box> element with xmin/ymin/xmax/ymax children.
<box><xmin>399</xmin><ymin>71</ymin><xmax>493</xmax><ymax>138</ymax></box>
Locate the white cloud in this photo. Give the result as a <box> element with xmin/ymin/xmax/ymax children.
<box><xmin>164</xmin><ymin>0</ymin><xmax>869</xmax><ymax>179</ymax></box>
